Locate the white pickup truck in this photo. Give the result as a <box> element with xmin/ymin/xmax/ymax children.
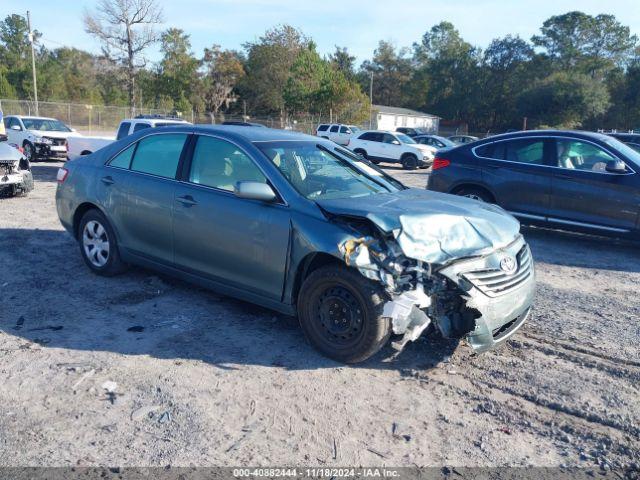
<box><xmin>67</xmin><ymin>116</ymin><xmax>190</xmax><ymax>160</ymax></box>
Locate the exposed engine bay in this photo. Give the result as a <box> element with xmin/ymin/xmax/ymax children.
<box><xmin>332</xmin><ymin>204</ymin><xmax>535</xmax><ymax>353</ymax></box>
<box><xmin>0</xmin><ymin>141</ymin><xmax>34</xmax><ymax>197</ymax></box>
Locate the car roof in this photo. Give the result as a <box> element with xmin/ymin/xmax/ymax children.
<box><xmin>10</xmin><ymin>115</ymin><xmax>58</xmax><ymax>121</ymax></box>
<box><xmin>474</xmin><ymin>129</ymin><xmax>614</xmax><ymax>144</ymax></box>
<box><xmin>189</xmin><ymin>124</ymin><xmax>319</xmax><ymax>142</ymax></box>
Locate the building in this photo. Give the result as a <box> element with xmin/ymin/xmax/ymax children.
<box><xmin>372</xmin><ymin>105</ymin><xmax>440</xmax><ymax>133</ymax></box>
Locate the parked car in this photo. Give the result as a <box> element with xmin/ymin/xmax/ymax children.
<box><xmin>315</xmin><ymin>123</ymin><xmax>361</xmax><ymax>146</ymax></box>
<box><xmin>0</xmin><ymin>139</ymin><xmax>33</xmax><ymax>197</ymax></box>
<box><xmin>67</xmin><ymin>116</ymin><xmax>190</xmax><ymax>160</ymax></box>
<box><xmin>3</xmin><ymin>115</ymin><xmax>79</xmax><ymax>162</ymax></box>
<box><xmin>395</xmin><ymin>127</ymin><xmax>431</xmax><ymax>137</ymax></box>
<box><xmin>607</xmin><ymin>133</ymin><xmax>640</xmax><ymax>152</ymax></box>
<box><xmin>414</xmin><ymin>135</ymin><xmax>456</xmax><ymax>149</ymax></box>
<box><xmin>348</xmin><ymin>130</ymin><xmax>437</xmax><ymax>169</ymax></box>
<box><xmin>56</xmin><ymin>125</ymin><xmax>534</xmax><ymax>363</ymax></box>
<box><xmin>428</xmin><ymin>130</ymin><xmax>640</xmax><ymax>239</ymax></box>
<box><xmin>449</xmin><ymin>135</ymin><xmax>479</xmax><ymax>145</ymax></box>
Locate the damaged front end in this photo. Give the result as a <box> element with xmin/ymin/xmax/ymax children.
<box><xmin>0</xmin><ymin>147</ymin><xmax>33</xmax><ymax>197</ymax></box>
<box><xmin>336</xmin><ymin>205</ymin><xmax>535</xmax><ymax>354</ymax></box>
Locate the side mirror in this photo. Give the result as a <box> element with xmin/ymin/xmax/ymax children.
<box><xmin>606</xmin><ymin>159</ymin><xmax>627</xmax><ymax>174</ymax></box>
<box><xmin>10</xmin><ymin>125</ymin><xmax>21</xmax><ymax>131</ymax></box>
<box><xmin>392</xmin><ymin>140</ymin><xmax>401</xmax><ymax>145</ymax></box>
<box><xmin>70</xmin><ymin>127</ymin><xmax>77</xmax><ymax>132</ymax></box>
<box><xmin>234</xmin><ymin>181</ymin><xmax>277</xmax><ymax>202</ymax></box>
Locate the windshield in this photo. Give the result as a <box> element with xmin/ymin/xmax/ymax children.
<box><xmin>604</xmin><ymin>137</ymin><xmax>640</xmax><ymax>167</ymax></box>
<box><xmin>256</xmin><ymin>141</ymin><xmax>404</xmax><ymax>200</ymax></box>
<box><xmin>349</xmin><ymin>125</ymin><xmax>361</xmax><ymax>132</ymax></box>
<box><xmin>396</xmin><ymin>133</ymin><xmax>416</xmax><ymax>144</ymax></box>
<box><xmin>434</xmin><ymin>136</ymin><xmax>456</xmax><ymax>147</ymax></box>
<box><xmin>22</xmin><ymin>118</ymin><xmax>71</xmax><ymax>132</ymax></box>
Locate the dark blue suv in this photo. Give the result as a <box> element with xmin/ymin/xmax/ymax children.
<box><xmin>427</xmin><ymin>130</ymin><xmax>640</xmax><ymax>239</ymax></box>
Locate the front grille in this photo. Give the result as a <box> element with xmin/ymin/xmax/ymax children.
<box><xmin>463</xmin><ymin>246</ymin><xmax>533</xmax><ymax>297</ymax></box>
<box><xmin>43</xmin><ymin>137</ymin><xmax>67</xmax><ymax>146</ymax></box>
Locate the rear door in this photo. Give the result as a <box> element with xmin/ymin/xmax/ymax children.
<box><xmin>172</xmin><ymin>134</ymin><xmax>290</xmax><ymax>300</ymax></box>
<box><xmin>119</xmin><ymin>133</ymin><xmax>189</xmax><ymax>263</ymax></box>
<box><xmin>475</xmin><ymin>137</ymin><xmax>553</xmax><ymax>218</ymax></box>
<box><xmin>328</xmin><ymin>124</ymin><xmax>340</xmax><ymax>143</ymax></box>
<box><xmin>548</xmin><ymin>137</ymin><xmax>639</xmax><ymax>232</ymax></box>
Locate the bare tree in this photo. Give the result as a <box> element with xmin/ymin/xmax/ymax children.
<box><xmin>201</xmin><ymin>45</ymin><xmax>245</xmax><ymax>119</ymax></box>
<box><xmin>84</xmin><ymin>0</ymin><xmax>163</xmax><ymax>113</ymax></box>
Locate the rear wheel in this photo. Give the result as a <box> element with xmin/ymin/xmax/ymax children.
<box><xmin>401</xmin><ymin>154</ymin><xmax>418</xmax><ymax>170</ymax></box>
<box><xmin>298</xmin><ymin>265</ymin><xmax>391</xmax><ymax>363</ymax></box>
<box><xmin>78</xmin><ymin>209</ymin><xmax>127</xmax><ymax>276</ymax></box>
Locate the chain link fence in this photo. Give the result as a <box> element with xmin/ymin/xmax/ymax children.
<box><xmin>0</xmin><ymin>99</ymin><xmax>340</xmax><ymax>136</ymax></box>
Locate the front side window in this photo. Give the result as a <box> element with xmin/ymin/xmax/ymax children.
<box><xmin>339</xmin><ymin>126</ymin><xmax>350</xmax><ymax>133</ymax></box>
<box><xmin>395</xmin><ymin>133</ymin><xmax>416</xmax><ymax>144</ymax></box>
<box><xmin>257</xmin><ymin>141</ymin><xmax>402</xmax><ymax>200</ymax></box>
<box><xmin>189</xmin><ymin>136</ymin><xmax>266</xmax><ymax>191</ymax></box>
<box><xmin>8</xmin><ymin>118</ymin><xmax>20</xmax><ymax>130</ymax></box>
<box><xmin>130</xmin><ymin>134</ymin><xmax>187</xmax><ymax>178</ymax></box>
<box><xmin>116</xmin><ymin>122</ymin><xmax>131</xmax><ymax>140</ymax></box>
<box><xmin>556</xmin><ymin>139</ymin><xmax>614</xmax><ymax>172</ymax></box>
<box><xmin>359</xmin><ymin>132</ymin><xmax>377</xmax><ymax>142</ymax></box>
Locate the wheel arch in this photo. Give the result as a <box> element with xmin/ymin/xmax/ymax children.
<box><xmin>450</xmin><ymin>183</ymin><xmax>498</xmax><ymax>203</ymax></box>
<box><xmin>291</xmin><ymin>252</ymin><xmax>344</xmax><ymax>306</ymax></box>
<box><xmin>72</xmin><ymin>202</ymin><xmax>108</xmax><ymax>239</ymax></box>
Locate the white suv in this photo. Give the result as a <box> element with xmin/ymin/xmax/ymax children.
<box><xmin>348</xmin><ymin>130</ymin><xmax>437</xmax><ymax>169</ymax></box>
<box><xmin>3</xmin><ymin>115</ymin><xmax>79</xmax><ymax>161</ymax></box>
<box><xmin>316</xmin><ymin>123</ymin><xmax>361</xmax><ymax>146</ymax></box>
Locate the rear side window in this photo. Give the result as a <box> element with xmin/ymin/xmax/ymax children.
<box><xmin>317</xmin><ymin>125</ymin><xmax>329</xmax><ymax>132</ymax></box>
<box><xmin>116</xmin><ymin>122</ymin><xmax>131</xmax><ymax>140</ymax></box>
<box><xmin>478</xmin><ymin>139</ymin><xmax>546</xmax><ymax>165</ymax></box>
<box><xmin>359</xmin><ymin>132</ymin><xmax>380</xmax><ymax>142</ymax></box>
<box><xmin>130</xmin><ymin>134</ymin><xmax>188</xmax><ymax>178</ymax></box>
<box><xmin>133</xmin><ymin>123</ymin><xmax>151</xmax><ymax>132</ymax></box>
<box><xmin>330</xmin><ymin>125</ymin><xmax>339</xmax><ymax>133</ymax></box>
<box><xmin>108</xmin><ymin>144</ymin><xmax>136</xmax><ymax>169</ymax></box>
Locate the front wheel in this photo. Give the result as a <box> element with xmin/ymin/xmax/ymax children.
<box><xmin>455</xmin><ymin>186</ymin><xmax>493</xmax><ymax>203</ymax></box>
<box><xmin>78</xmin><ymin>209</ymin><xmax>127</xmax><ymax>276</ymax></box>
<box><xmin>298</xmin><ymin>265</ymin><xmax>391</xmax><ymax>363</ymax></box>
<box><xmin>401</xmin><ymin>154</ymin><xmax>418</xmax><ymax>170</ymax></box>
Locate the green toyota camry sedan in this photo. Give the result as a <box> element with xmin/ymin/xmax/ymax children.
<box><xmin>56</xmin><ymin>125</ymin><xmax>535</xmax><ymax>363</ymax></box>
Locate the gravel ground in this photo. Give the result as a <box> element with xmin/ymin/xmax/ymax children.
<box><xmin>0</xmin><ymin>161</ymin><xmax>638</xmax><ymax>470</ymax></box>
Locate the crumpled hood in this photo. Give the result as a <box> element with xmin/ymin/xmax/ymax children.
<box><xmin>0</xmin><ymin>142</ymin><xmax>23</xmax><ymax>162</ymax></box>
<box><xmin>317</xmin><ymin>188</ymin><xmax>521</xmax><ymax>265</ymax></box>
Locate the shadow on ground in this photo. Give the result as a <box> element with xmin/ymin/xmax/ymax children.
<box><xmin>0</xmin><ymin>227</ymin><xmax>459</xmax><ymax>373</ymax></box>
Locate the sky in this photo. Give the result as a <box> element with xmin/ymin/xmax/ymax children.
<box><xmin>8</xmin><ymin>0</ymin><xmax>640</xmax><ymax>65</ymax></box>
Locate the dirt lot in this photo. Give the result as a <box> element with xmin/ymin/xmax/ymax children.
<box><xmin>0</xmin><ymin>161</ymin><xmax>639</xmax><ymax>470</ymax></box>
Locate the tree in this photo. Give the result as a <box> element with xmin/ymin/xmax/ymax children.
<box><xmin>0</xmin><ymin>14</ymin><xmax>40</xmax><ymax>99</ymax></box>
<box><xmin>532</xmin><ymin>11</ymin><xmax>638</xmax><ymax>78</ymax></box>
<box><xmin>200</xmin><ymin>45</ymin><xmax>245</xmax><ymax>116</ymax></box>
<box><xmin>84</xmin><ymin>0</ymin><xmax>164</xmax><ymax>112</ymax></box>
<box><xmin>517</xmin><ymin>72</ymin><xmax>610</xmax><ymax>128</ymax></box>
<box><xmin>358</xmin><ymin>41</ymin><xmax>412</xmax><ymax>107</ymax></box>
<box><xmin>329</xmin><ymin>46</ymin><xmax>356</xmax><ymax>80</ymax></box>
<box><xmin>156</xmin><ymin>28</ymin><xmax>199</xmax><ymax>112</ymax></box>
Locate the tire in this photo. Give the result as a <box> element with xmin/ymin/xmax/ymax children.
<box><xmin>22</xmin><ymin>141</ymin><xmax>34</xmax><ymax>162</ymax></box>
<box><xmin>401</xmin><ymin>154</ymin><xmax>418</xmax><ymax>170</ymax></box>
<box><xmin>298</xmin><ymin>265</ymin><xmax>392</xmax><ymax>363</ymax></box>
<box><xmin>77</xmin><ymin>209</ymin><xmax>127</xmax><ymax>276</ymax></box>
<box><xmin>455</xmin><ymin>186</ymin><xmax>494</xmax><ymax>203</ymax></box>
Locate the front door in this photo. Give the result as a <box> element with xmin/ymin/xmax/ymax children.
<box><xmin>477</xmin><ymin>137</ymin><xmax>553</xmax><ymax>218</ymax></box>
<box><xmin>173</xmin><ymin>134</ymin><xmax>290</xmax><ymax>300</ymax></box>
<box><xmin>119</xmin><ymin>133</ymin><xmax>189</xmax><ymax>263</ymax></box>
<box><xmin>549</xmin><ymin>138</ymin><xmax>640</xmax><ymax>232</ymax></box>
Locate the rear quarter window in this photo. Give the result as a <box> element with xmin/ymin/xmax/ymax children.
<box><xmin>317</xmin><ymin>125</ymin><xmax>329</xmax><ymax>132</ymax></box>
<box><xmin>116</xmin><ymin>122</ymin><xmax>131</xmax><ymax>140</ymax></box>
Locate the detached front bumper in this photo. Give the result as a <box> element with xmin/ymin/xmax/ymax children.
<box><xmin>0</xmin><ymin>171</ymin><xmax>34</xmax><ymax>193</ymax></box>
<box><xmin>438</xmin><ymin>236</ymin><xmax>535</xmax><ymax>353</ymax></box>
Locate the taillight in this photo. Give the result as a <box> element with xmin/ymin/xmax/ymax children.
<box><xmin>57</xmin><ymin>168</ymin><xmax>69</xmax><ymax>183</ymax></box>
<box><xmin>432</xmin><ymin>157</ymin><xmax>451</xmax><ymax>170</ymax></box>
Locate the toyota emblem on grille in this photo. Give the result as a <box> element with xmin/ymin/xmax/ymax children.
<box><xmin>499</xmin><ymin>255</ymin><xmax>518</xmax><ymax>275</ymax></box>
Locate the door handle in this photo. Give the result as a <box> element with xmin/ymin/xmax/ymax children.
<box><xmin>101</xmin><ymin>176</ymin><xmax>115</xmax><ymax>185</ymax></box>
<box><xmin>176</xmin><ymin>194</ymin><xmax>197</xmax><ymax>207</ymax></box>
